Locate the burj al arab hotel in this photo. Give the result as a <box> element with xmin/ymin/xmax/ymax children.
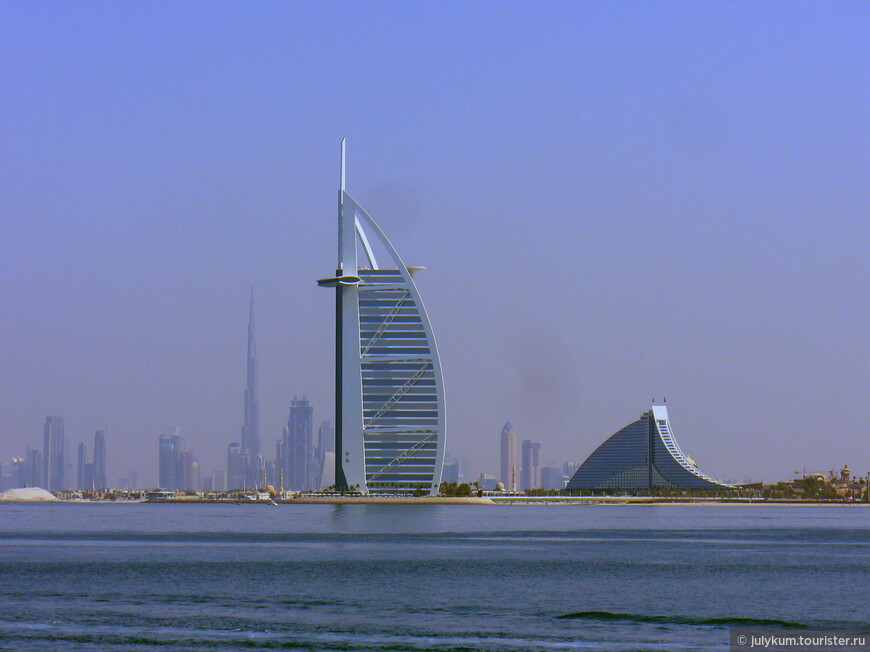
<box><xmin>318</xmin><ymin>140</ymin><xmax>446</xmax><ymax>495</ymax></box>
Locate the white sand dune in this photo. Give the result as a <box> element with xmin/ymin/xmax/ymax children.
<box><xmin>0</xmin><ymin>487</ymin><xmax>59</xmax><ymax>502</ymax></box>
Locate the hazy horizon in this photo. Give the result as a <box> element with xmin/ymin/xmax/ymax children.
<box><xmin>1</xmin><ymin>2</ymin><xmax>867</xmax><ymax>487</ymax></box>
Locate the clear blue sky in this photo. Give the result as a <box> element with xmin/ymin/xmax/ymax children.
<box><xmin>1</xmin><ymin>1</ymin><xmax>867</xmax><ymax>485</ymax></box>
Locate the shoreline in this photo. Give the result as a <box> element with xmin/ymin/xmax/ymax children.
<box><xmin>4</xmin><ymin>496</ymin><xmax>867</xmax><ymax>506</ymax></box>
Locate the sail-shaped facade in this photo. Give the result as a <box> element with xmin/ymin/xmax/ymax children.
<box><xmin>318</xmin><ymin>141</ymin><xmax>446</xmax><ymax>495</ymax></box>
<box><xmin>567</xmin><ymin>405</ymin><xmax>732</xmax><ymax>491</ymax></box>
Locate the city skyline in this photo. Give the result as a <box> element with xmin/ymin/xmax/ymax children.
<box><xmin>1</xmin><ymin>3</ymin><xmax>867</xmax><ymax>485</ymax></box>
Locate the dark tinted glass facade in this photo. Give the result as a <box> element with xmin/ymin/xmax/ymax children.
<box><xmin>567</xmin><ymin>406</ymin><xmax>731</xmax><ymax>491</ymax></box>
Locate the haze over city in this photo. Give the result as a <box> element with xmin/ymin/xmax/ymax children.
<box><xmin>1</xmin><ymin>2</ymin><xmax>867</xmax><ymax>487</ymax></box>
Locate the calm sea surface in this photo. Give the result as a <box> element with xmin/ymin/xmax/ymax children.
<box><xmin>0</xmin><ymin>503</ymin><xmax>867</xmax><ymax>651</ymax></box>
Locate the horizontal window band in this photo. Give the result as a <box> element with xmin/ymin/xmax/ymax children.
<box><xmin>362</xmin><ymin>399</ymin><xmax>440</xmax><ymax>406</ymax></box>
<box><xmin>358</xmin><ymin>302</ymin><xmax>418</xmax><ymax>309</ymax></box>
<box><xmin>365</xmin><ymin>458</ymin><xmax>436</xmax><ymax>466</ymax></box>
<box><xmin>359</xmin><ymin>316</ymin><xmax>422</xmax><ymax>323</ymax></box>
<box><xmin>362</xmin><ymin>380</ymin><xmax>436</xmax><ymax>387</ymax></box>
<box><xmin>360</xmin><ymin>329</ymin><xmax>426</xmax><ymax>336</ymax></box>
<box><xmin>365</xmin><ymin>475</ymin><xmax>435</xmax><ymax>482</ymax></box>
<box><xmin>363</xmin><ymin>434</ymin><xmax>441</xmax><ymax>440</ymax></box>
<box><xmin>361</xmin><ymin>363</ymin><xmax>434</xmax><ymax>370</ymax></box>
<box><xmin>358</xmin><ymin>307</ymin><xmax>421</xmax><ymax>315</ymax></box>
<box><xmin>363</xmin><ymin>411</ymin><xmax>440</xmax><ymax>418</ymax></box>
<box><xmin>361</xmin><ymin>421</ymin><xmax>440</xmax><ymax>427</ymax></box>
<box><xmin>364</xmin><ymin>443</ymin><xmax>440</xmax><ymax>449</ymax></box>
<box><xmin>358</xmin><ymin>270</ymin><xmax>404</xmax><ymax>275</ymax></box>
<box><xmin>363</xmin><ymin>404</ymin><xmax>439</xmax><ymax>411</ymax></box>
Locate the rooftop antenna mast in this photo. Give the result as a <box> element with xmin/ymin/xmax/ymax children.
<box><xmin>340</xmin><ymin>137</ymin><xmax>346</xmax><ymax>194</ymax></box>
<box><xmin>338</xmin><ymin>137</ymin><xmax>346</xmax><ymax>269</ymax></box>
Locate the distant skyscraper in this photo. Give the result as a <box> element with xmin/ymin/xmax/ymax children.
<box><xmin>285</xmin><ymin>397</ymin><xmax>314</xmax><ymax>491</ymax></box>
<box><xmin>226</xmin><ymin>442</ymin><xmax>243</xmax><ymax>490</ymax></box>
<box><xmin>43</xmin><ymin>416</ymin><xmax>65</xmax><ymax>491</ymax></box>
<box><xmin>158</xmin><ymin>431</ymin><xmax>195</xmax><ymax>491</ymax></box>
<box><xmin>240</xmin><ymin>288</ymin><xmax>261</xmax><ymax>488</ymax></box>
<box><xmin>76</xmin><ymin>442</ymin><xmax>86</xmax><ymax>490</ymax></box>
<box><xmin>0</xmin><ymin>457</ymin><xmax>25</xmax><ymax>491</ymax></box>
<box><xmin>210</xmin><ymin>469</ymin><xmax>227</xmax><ymax>492</ymax></box>
<box><xmin>180</xmin><ymin>450</ymin><xmax>198</xmax><ymax>491</ymax></box>
<box><xmin>520</xmin><ymin>440</ymin><xmax>541</xmax><ymax>491</ymax></box>
<box><xmin>442</xmin><ymin>456</ymin><xmax>460</xmax><ymax>484</ymax></box>
<box><xmin>563</xmin><ymin>461</ymin><xmax>580</xmax><ymax>479</ymax></box>
<box><xmin>25</xmin><ymin>447</ymin><xmax>42</xmax><ymax>488</ymax></box>
<box><xmin>315</xmin><ymin>420</ymin><xmax>334</xmax><ymax>490</ymax></box>
<box><xmin>540</xmin><ymin>466</ymin><xmax>565</xmax><ymax>491</ymax></box>
<box><xmin>500</xmin><ymin>421</ymin><xmax>517</xmax><ymax>491</ymax></box>
<box><xmin>93</xmin><ymin>430</ymin><xmax>107</xmax><ymax>489</ymax></box>
<box><xmin>83</xmin><ymin>462</ymin><xmax>95</xmax><ymax>490</ymax></box>
<box><xmin>319</xmin><ymin>451</ymin><xmax>335</xmax><ymax>490</ymax></box>
<box><xmin>316</xmin><ymin>421</ymin><xmax>334</xmax><ymax>459</ymax></box>
<box><xmin>158</xmin><ymin>434</ymin><xmax>176</xmax><ymax>490</ymax></box>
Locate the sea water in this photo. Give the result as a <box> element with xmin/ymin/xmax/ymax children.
<box><xmin>0</xmin><ymin>503</ymin><xmax>867</xmax><ymax>651</ymax></box>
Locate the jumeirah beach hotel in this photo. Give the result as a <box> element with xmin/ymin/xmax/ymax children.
<box><xmin>318</xmin><ymin>140</ymin><xmax>446</xmax><ymax>495</ymax></box>
<box><xmin>567</xmin><ymin>405</ymin><xmax>732</xmax><ymax>491</ymax></box>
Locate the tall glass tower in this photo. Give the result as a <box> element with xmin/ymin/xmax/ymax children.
<box><xmin>93</xmin><ymin>429</ymin><xmax>107</xmax><ymax>490</ymax></box>
<box><xmin>43</xmin><ymin>416</ymin><xmax>65</xmax><ymax>491</ymax></box>
<box><xmin>240</xmin><ymin>288</ymin><xmax>261</xmax><ymax>487</ymax></box>
<box><xmin>318</xmin><ymin>140</ymin><xmax>446</xmax><ymax>495</ymax></box>
<box><xmin>500</xmin><ymin>421</ymin><xmax>517</xmax><ymax>491</ymax></box>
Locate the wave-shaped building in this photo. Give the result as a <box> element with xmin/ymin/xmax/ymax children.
<box><xmin>566</xmin><ymin>405</ymin><xmax>732</xmax><ymax>491</ymax></box>
<box><xmin>318</xmin><ymin>140</ymin><xmax>446</xmax><ymax>495</ymax></box>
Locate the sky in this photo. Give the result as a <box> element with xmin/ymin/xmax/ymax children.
<box><xmin>0</xmin><ymin>1</ymin><xmax>867</xmax><ymax>487</ymax></box>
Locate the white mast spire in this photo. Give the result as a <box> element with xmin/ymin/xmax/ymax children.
<box><xmin>340</xmin><ymin>137</ymin><xmax>346</xmax><ymax>194</ymax></box>
<box><xmin>338</xmin><ymin>137</ymin><xmax>346</xmax><ymax>269</ymax></box>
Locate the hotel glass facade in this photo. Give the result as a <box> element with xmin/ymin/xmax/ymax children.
<box><xmin>567</xmin><ymin>405</ymin><xmax>732</xmax><ymax>491</ymax></box>
<box><xmin>318</xmin><ymin>141</ymin><xmax>446</xmax><ymax>495</ymax></box>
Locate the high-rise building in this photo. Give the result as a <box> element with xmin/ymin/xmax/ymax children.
<box><xmin>76</xmin><ymin>442</ymin><xmax>87</xmax><ymax>490</ymax></box>
<box><xmin>158</xmin><ymin>434</ymin><xmax>177</xmax><ymax>490</ymax></box>
<box><xmin>25</xmin><ymin>447</ymin><xmax>42</xmax><ymax>488</ymax></box>
<box><xmin>313</xmin><ymin>420</ymin><xmax>334</xmax><ymax>491</ymax></box>
<box><xmin>43</xmin><ymin>416</ymin><xmax>66</xmax><ymax>491</ymax></box>
<box><xmin>316</xmin><ymin>421</ymin><xmax>333</xmax><ymax>460</ymax></box>
<box><xmin>226</xmin><ymin>442</ymin><xmax>243</xmax><ymax>490</ymax></box>
<box><xmin>521</xmin><ymin>440</ymin><xmax>541</xmax><ymax>491</ymax></box>
<box><xmin>179</xmin><ymin>450</ymin><xmax>197</xmax><ymax>492</ymax></box>
<box><xmin>442</xmin><ymin>456</ymin><xmax>460</xmax><ymax>484</ymax></box>
<box><xmin>540</xmin><ymin>466</ymin><xmax>565</xmax><ymax>491</ymax></box>
<box><xmin>317</xmin><ymin>140</ymin><xmax>446</xmax><ymax>495</ymax></box>
<box><xmin>0</xmin><ymin>457</ymin><xmax>26</xmax><ymax>491</ymax></box>
<box><xmin>283</xmin><ymin>397</ymin><xmax>314</xmax><ymax>491</ymax></box>
<box><xmin>566</xmin><ymin>405</ymin><xmax>733</xmax><ymax>491</ymax></box>
<box><xmin>240</xmin><ymin>288</ymin><xmax>261</xmax><ymax>488</ymax></box>
<box><xmin>158</xmin><ymin>431</ymin><xmax>196</xmax><ymax>491</ymax></box>
<box><xmin>500</xmin><ymin>421</ymin><xmax>517</xmax><ymax>492</ymax></box>
<box><xmin>563</xmin><ymin>461</ymin><xmax>580</xmax><ymax>479</ymax></box>
<box><xmin>319</xmin><ymin>451</ymin><xmax>335</xmax><ymax>490</ymax></box>
<box><xmin>83</xmin><ymin>463</ymin><xmax>95</xmax><ymax>490</ymax></box>
<box><xmin>210</xmin><ymin>469</ymin><xmax>227</xmax><ymax>492</ymax></box>
<box><xmin>93</xmin><ymin>430</ymin><xmax>107</xmax><ymax>490</ymax></box>
<box><xmin>118</xmin><ymin>470</ymin><xmax>140</xmax><ymax>491</ymax></box>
